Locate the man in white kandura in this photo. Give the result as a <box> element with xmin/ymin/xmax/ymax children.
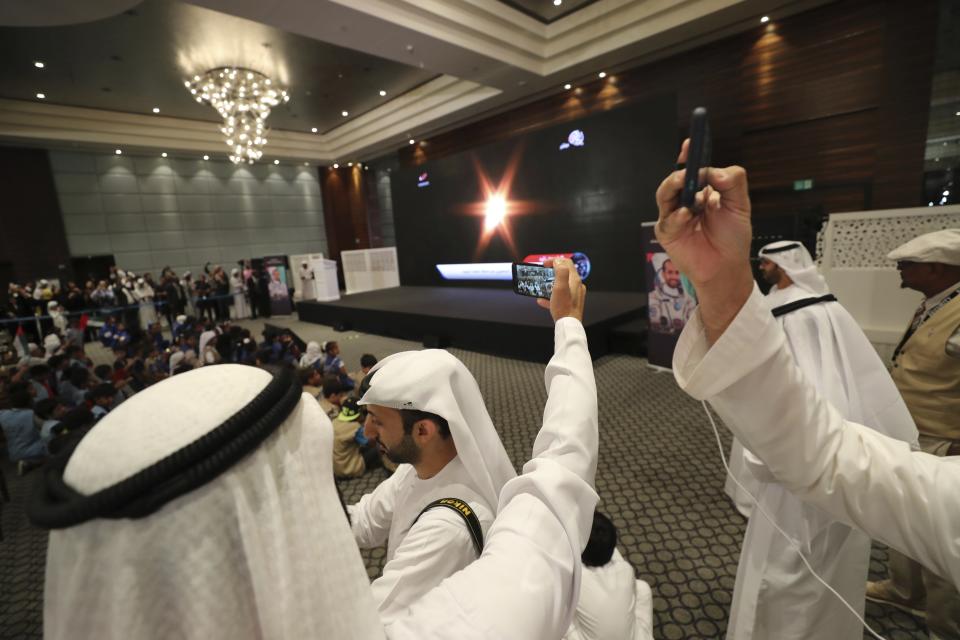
<box><xmin>723</xmin><ymin>240</ymin><xmax>918</xmax><ymax>640</ymax></box>
<box><xmin>654</xmin><ymin>141</ymin><xmax>960</xmax><ymax>620</ymax></box>
<box><xmin>299</xmin><ymin>260</ymin><xmax>316</xmax><ymax>301</ymax></box>
<box><xmin>349</xmin><ymin>347</ymin><xmax>516</xmax><ymax>624</ymax></box>
<box><xmin>31</xmin><ymin>258</ymin><xmax>597</xmax><ymax>640</ymax></box>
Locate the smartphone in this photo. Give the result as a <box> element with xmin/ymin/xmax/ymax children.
<box><xmin>681</xmin><ymin>107</ymin><xmax>711</xmax><ymax>211</ymax></box>
<box><xmin>512</xmin><ymin>262</ymin><xmax>555</xmax><ymax>299</ymax></box>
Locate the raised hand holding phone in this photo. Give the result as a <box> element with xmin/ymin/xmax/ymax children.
<box><xmin>655</xmin><ymin>139</ymin><xmax>753</xmax><ymax>343</ymax></box>
<box><xmin>535</xmin><ymin>258</ymin><xmax>586</xmax><ymax>323</ymax></box>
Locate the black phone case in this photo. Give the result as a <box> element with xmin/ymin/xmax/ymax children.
<box><xmin>682</xmin><ymin>107</ymin><xmax>710</xmax><ymax>209</ymax></box>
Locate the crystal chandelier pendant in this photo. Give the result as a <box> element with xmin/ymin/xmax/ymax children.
<box><xmin>185</xmin><ymin>67</ymin><xmax>289</xmax><ymax>164</ymax></box>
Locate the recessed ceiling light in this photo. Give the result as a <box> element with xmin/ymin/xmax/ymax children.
<box><xmin>564</xmin><ymin>83</ymin><xmax>572</xmax><ymax>90</ymax></box>
<box><xmin>203</xmin><ymin>154</ymin><xmax>209</xmax><ymax>160</ymax></box>
<box><xmin>311</xmin><ymin>127</ymin><xmax>318</xmax><ymax>133</ymax></box>
<box><xmin>152</xmin><ymin>107</ymin><xmax>160</xmax><ymax>113</ymax></box>
<box><xmin>34</xmin><ymin>61</ymin><xmax>45</xmax><ymax>69</ymax></box>
<box><xmin>598</xmin><ymin>71</ymin><xmax>607</xmax><ymax>79</ymax></box>
<box><xmin>761</xmin><ymin>15</ymin><xmax>770</xmax><ymax>23</ymax></box>
<box><xmin>379</xmin><ymin>90</ymin><xmax>387</xmax><ymax>97</ymax></box>
<box><xmin>348</xmin><ymin>162</ymin><xmax>353</xmax><ymax>167</ymax></box>
<box><xmin>333</xmin><ymin>163</ymin><xmax>339</xmax><ymax>169</ymax></box>
<box><xmin>161</xmin><ymin>152</ymin><xmax>168</xmax><ymax>158</ymax></box>
<box><xmin>36</xmin><ymin>92</ymin><xmax>45</xmax><ymax>99</ymax></box>
<box><xmin>341</xmin><ymin>110</ymin><xmax>349</xmax><ymax>117</ymax></box>
<box><xmin>956</xmin><ymin>111</ymin><xmax>960</xmax><ymax>116</ymax></box>
<box><xmin>115</xmin><ymin>149</ymin><xmax>122</xmax><ymax>155</ymax></box>
<box><xmin>409</xmin><ymin>139</ymin><xmax>415</xmax><ymax>145</ymax></box>
<box><xmin>553</xmin><ymin>0</ymin><xmax>562</xmax><ymax>5</ymax></box>
<box><xmin>364</xmin><ymin>165</ymin><xmax>370</xmax><ymax>170</ymax></box>
<box><xmin>304</xmin><ymin>162</ymin><xmax>309</xmax><ymax>166</ymax></box>
<box><xmin>274</xmin><ymin>159</ymin><xmax>280</xmax><ymax>165</ymax></box>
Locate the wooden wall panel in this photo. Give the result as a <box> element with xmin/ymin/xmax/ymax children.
<box><xmin>320</xmin><ymin>166</ymin><xmax>370</xmax><ymax>272</ymax></box>
<box><xmin>0</xmin><ymin>148</ymin><xmax>72</xmax><ymax>287</ymax></box>
<box><xmin>398</xmin><ymin>0</ymin><xmax>938</xmax><ymax>220</ymax></box>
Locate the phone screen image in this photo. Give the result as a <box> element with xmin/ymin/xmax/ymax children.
<box><xmin>513</xmin><ymin>263</ymin><xmax>556</xmax><ymax>299</ymax></box>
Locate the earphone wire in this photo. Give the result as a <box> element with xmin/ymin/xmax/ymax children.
<box><xmin>701</xmin><ymin>400</ymin><xmax>886</xmax><ymax>640</ymax></box>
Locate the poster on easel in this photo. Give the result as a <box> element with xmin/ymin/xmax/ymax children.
<box><xmin>263</xmin><ymin>255</ymin><xmax>293</xmax><ymax>315</ymax></box>
<box><xmin>640</xmin><ymin>222</ymin><xmax>697</xmax><ymax>369</ymax></box>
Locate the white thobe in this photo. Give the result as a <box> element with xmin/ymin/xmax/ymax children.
<box><xmin>300</xmin><ymin>267</ymin><xmax>316</xmax><ymax>301</ymax></box>
<box><xmin>385</xmin><ymin>318</ymin><xmax>599</xmax><ymax>639</ymax></box>
<box><xmin>564</xmin><ymin>549</ymin><xmax>653</xmax><ymax>640</ymax></box>
<box><xmin>350</xmin><ymin>456</ymin><xmax>495</xmax><ymax>625</ymax></box>
<box><xmin>724</xmin><ymin>440</ymin><xmax>759</xmax><ymax>518</ymax></box>
<box><xmin>134</xmin><ymin>287</ymin><xmax>157</xmax><ymax>329</ymax></box>
<box><xmin>231</xmin><ymin>276</ymin><xmax>249</xmax><ymax>319</ymax></box>
<box><xmin>727</xmin><ymin>284</ymin><xmax>896</xmax><ymax>640</ymax></box>
<box><xmin>673</xmin><ymin>286</ymin><xmax>960</xmax><ymax>595</ymax></box>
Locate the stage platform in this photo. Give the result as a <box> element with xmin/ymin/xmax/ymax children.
<box><xmin>297</xmin><ymin>286</ymin><xmax>644</xmax><ymax>361</ymax></box>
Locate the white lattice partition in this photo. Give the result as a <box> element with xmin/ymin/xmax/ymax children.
<box><xmin>340</xmin><ymin>247</ymin><xmax>401</xmax><ymax>295</ymax></box>
<box><xmin>820</xmin><ymin>205</ymin><xmax>960</xmax><ymax>360</ymax></box>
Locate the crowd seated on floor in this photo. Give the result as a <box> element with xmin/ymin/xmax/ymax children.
<box><xmin>0</xmin><ymin>276</ymin><xmax>379</xmax><ymax>480</ymax></box>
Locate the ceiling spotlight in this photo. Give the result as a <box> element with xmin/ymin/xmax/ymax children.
<box><xmin>311</xmin><ymin>127</ymin><xmax>318</xmax><ymax>133</ymax></box>
<box><xmin>161</xmin><ymin>152</ymin><xmax>168</xmax><ymax>158</ymax></box>
<box><xmin>379</xmin><ymin>90</ymin><xmax>387</xmax><ymax>97</ymax></box>
<box><xmin>564</xmin><ymin>83</ymin><xmax>572</xmax><ymax>90</ymax></box>
<box><xmin>341</xmin><ymin>110</ymin><xmax>349</xmax><ymax>117</ymax></box>
<box><xmin>364</xmin><ymin>165</ymin><xmax>370</xmax><ymax>170</ymax></box>
<box><xmin>152</xmin><ymin>107</ymin><xmax>160</xmax><ymax>113</ymax></box>
<box><xmin>203</xmin><ymin>154</ymin><xmax>209</xmax><ymax>160</ymax></box>
<box><xmin>956</xmin><ymin>111</ymin><xmax>960</xmax><ymax>116</ymax></box>
<box><xmin>333</xmin><ymin>163</ymin><xmax>339</xmax><ymax>169</ymax></box>
<box><xmin>303</xmin><ymin>162</ymin><xmax>309</xmax><ymax>166</ymax></box>
<box><xmin>115</xmin><ymin>149</ymin><xmax>122</xmax><ymax>155</ymax></box>
<box><xmin>34</xmin><ymin>61</ymin><xmax>45</xmax><ymax>69</ymax></box>
<box><xmin>36</xmin><ymin>92</ymin><xmax>45</xmax><ymax>99</ymax></box>
<box><xmin>553</xmin><ymin>0</ymin><xmax>562</xmax><ymax>5</ymax></box>
<box><xmin>761</xmin><ymin>15</ymin><xmax>770</xmax><ymax>23</ymax></box>
<box><xmin>598</xmin><ymin>71</ymin><xmax>607</xmax><ymax>79</ymax></box>
<box><xmin>409</xmin><ymin>139</ymin><xmax>415</xmax><ymax>145</ymax></box>
<box><xmin>348</xmin><ymin>162</ymin><xmax>353</xmax><ymax>167</ymax></box>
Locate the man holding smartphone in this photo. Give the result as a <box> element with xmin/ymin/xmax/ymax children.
<box><xmin>654</xmin><ymin>141</ymin><xmax>960</xmax><ymax>624</ymax></box>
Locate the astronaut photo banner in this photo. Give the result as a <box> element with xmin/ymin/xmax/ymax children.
<box><xmin>263</xmin><ymin>255</ymin><xmax>293</xmax><ymax>316</ymax></box>
<box><xmin>640</xmin><ymin>222</ymin><xmax>698</xmax><ymax>369</ymax></box>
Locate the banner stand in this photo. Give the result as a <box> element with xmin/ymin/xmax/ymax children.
<box><xmin>640</xmin><ymin>222</ymin><xmax>698</xmax><ymax>370</ymax></box>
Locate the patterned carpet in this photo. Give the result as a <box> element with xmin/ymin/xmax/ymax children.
<box><xmin>0</xmin><ymin>316</ymin><xmax>928</xmax><ymax>639</ymax></box>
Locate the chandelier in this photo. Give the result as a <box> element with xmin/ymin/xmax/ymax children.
<box><xmin>184</xmin><ymin>67</ymin><xmax>289</xmax><ymax>164</ymax></box>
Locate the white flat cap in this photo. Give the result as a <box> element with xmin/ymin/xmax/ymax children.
<box><xmin>888</xmin><ymin>229</ymin><xmax>960</xmax><ymax>265</ymax></box>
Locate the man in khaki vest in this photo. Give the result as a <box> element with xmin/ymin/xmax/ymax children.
<box><xmin>867</xmin><ymin>228</ymin><xmax>960</xmax><ymax>639</ymax></box>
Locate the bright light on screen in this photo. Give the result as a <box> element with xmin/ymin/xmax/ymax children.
<box><xmin>484</xmin><ymin>194</ymin><xmax>507</xmax><ymax>230</ymax></box>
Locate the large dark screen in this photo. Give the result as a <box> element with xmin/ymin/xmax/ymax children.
<box><xmin>392</xmin><ymin>93</ymin><xmax>677</xmax><ymax>291</ymax></box>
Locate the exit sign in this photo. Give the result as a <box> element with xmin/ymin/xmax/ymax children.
<box><xmin>793</xmin><ymin>179</ymin><xmax>814</xmax><ymax>191</ymax></box>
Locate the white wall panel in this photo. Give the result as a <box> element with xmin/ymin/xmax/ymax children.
<box><xmin>53</xmin><ymin>151</ymin><xmax>328</xmax><ymax>275</ymax></box>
